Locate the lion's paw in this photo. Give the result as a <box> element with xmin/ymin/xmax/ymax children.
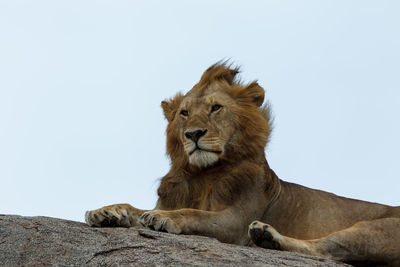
<box><xmin>85</xmin><ymin>205</ymin><xmax>131</xmax><ymax>227</ymax></box>
<box><xmin>139</xmin><ymin>210</ymin><xmax>182</xmax><ymax>234</ymax></box>
<box><xmin>248</xmin><ymin>221</ymin><xmax>282</xmax><ymax>250</ymax></box>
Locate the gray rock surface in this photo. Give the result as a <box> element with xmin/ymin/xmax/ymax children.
<box><xmin>0</xmin><ymin>214</ymin><xmax>350</xmax><ymax>266</ymax></box>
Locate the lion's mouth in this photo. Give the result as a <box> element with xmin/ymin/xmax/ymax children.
<box><xmin>189</xmin><ymin>146</ymin><xmax>222</xmax><ymax>155</ymax></box>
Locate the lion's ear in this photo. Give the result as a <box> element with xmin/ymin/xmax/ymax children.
<box><xmin>161</xmin><ymin>93</ymin><xmax>184</xmax><ymax>123</ymax></box>
<box><xmin>236</xmin><ymin>82</ymin><xmax>265</xmax><ymax>107</ymax></box>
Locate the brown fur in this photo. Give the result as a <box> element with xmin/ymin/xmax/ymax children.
<box><xmin>85</xmin><ymin>63</ymin><xmax>400</xmax><ymax>266</ymax></box>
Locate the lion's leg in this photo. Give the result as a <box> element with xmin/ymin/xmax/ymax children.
<box><xmin>249</xmin><ymin>218</ymin><xmax>400</xmax><ymax>265</ymax></box>
<box><xmin>138</xmin><ymin>208</ymin><xmax>251</xmax><ymax>245</ymax></box>
<box><xmin>85</xmin><ymin>204</ymin><xmax>146</xmax><ymax>227</ymax></box>
<box><xmin>248</xmin><ymin>221</ymin><xmax>319</xmax><ymax>254</ymax></box>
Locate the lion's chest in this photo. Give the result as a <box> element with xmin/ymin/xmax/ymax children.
<box><xmin>157</xmin><ymin>174</ymin><xmax>230</xmax><ymax>211</ymax></box>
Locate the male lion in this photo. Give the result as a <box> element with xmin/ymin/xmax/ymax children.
<box><xmin>86</xmin><ymin>63</ymin><xmax>400</xmax><ymax>266</ymax></box>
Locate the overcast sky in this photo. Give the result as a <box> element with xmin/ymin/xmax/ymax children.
<box><xmin>1</xmin><ymin>1</ymin><xmax>399</xmax><ymax>223</ymax></box>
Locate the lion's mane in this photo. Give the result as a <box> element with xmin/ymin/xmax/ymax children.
<box><xmin>157</xmin><ymin>63</ymin><xmax>274</xmax><ymax>210</ymax></box>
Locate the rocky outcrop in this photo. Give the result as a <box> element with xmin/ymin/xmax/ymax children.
<box><xmin>0</xmin><ymin>215</ymin><xmax>349</xmax><ymax>266</ymax></box>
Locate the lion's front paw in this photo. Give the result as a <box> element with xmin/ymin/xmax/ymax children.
<box><xmin>85</xmin><ymin>205</ymin><xmax>131</xmax><ymax>227</ymax></box>
<box><xmin>248</xmin><ymin>221</ymin><xmax>282</xmax><ymax>250</ymax></box>
<box><xmin>139</xmin><ymin>210</ymin><xmax>182</xmax><ymax>234</ymax></box>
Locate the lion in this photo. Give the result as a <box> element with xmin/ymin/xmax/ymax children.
<box><xmin>85</xmin><ymin>63</ymin><xmax>400</xmax><ymax>266</ymax></box>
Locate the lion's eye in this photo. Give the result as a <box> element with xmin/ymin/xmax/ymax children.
<box><xmin>211</xmin><ymin>104</ymin><xmax>222</xmax><ymax>113</ymax></box>
<box><xmin>180</xmin><ymin>110</ymin><xmax>189</xmax><ymax>117</ymax></box>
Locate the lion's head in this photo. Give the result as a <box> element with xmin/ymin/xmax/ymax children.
<box><xmin>161</xmin><ymin>63</ymin><xmax>272</xmax><ymax>171</ymax></box>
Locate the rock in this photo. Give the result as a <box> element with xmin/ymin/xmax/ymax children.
<box><xmin>0</xmin><ymin>215</ymin><xmax>349</xmax><ymax>266</ymax></box>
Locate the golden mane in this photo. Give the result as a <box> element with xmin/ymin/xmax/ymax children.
<box><xmin>165</xmin><ymin>63</ymin><xmax>272</xmax><ymax>167</ymax></box>
<box><xmin>157</xmin><ymin>62</ymin><xmax>274</xmax><ymax>210</ymax></box>
<box><xmin>197</xmin><ymin>62</ymin><xmax>241</xmax><ymax>86</ymax></box>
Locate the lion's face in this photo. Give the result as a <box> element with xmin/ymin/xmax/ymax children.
<box><xmin>177</xmin><ymin>90</ymin><xmax>236</xmax><ymax>168</ymax></box>
<box><xmin>161</xmin><ymin>63</ymin><xmax>272</xmax><ymax>170</ymax></box>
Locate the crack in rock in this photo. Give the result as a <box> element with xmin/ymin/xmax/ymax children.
<box><xmin>138</xmin><ymin>230</ymin><xmax>157</xmax><ymax>239</ymax></box>
<box><xmin>86</xmin><ymin>245</ymin><xmax>146</xmax><ymax>264</ymax></box>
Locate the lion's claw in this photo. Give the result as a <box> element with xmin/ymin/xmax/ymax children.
<box><xmin>86</xmin><ymin>206</ymin><xmax>131</xmax><ymax>227</ymax></box>
<box><xmin>248</xmin><ymin>221</ymin><xmax>281</xmax><ymax>250</ymax></box>
<box><xmin>139</xmin><ymin>210</ymin><xmax>181</xmax><ymax>234</ymax></box>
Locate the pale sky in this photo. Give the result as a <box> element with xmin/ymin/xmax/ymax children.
<box><xmin>1</xmin><ymin>1</ymin><xmax>399</xmax><ymax>223</ymax></box>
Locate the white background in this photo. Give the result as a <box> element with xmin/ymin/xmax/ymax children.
<box><xmin>1</xmin><ymin>1</ymin><xmax>399</xmax><ymax>222</ymax></box>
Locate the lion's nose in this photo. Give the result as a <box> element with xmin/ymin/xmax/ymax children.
<box><xmin>185</xmin><ymin>129</ymin><xmax>207</xmax><ymax>143</ymax></box>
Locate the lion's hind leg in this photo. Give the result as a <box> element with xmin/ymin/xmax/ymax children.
<box><xmin>248</xmin><ymin>221</ymin><xmax>320</xmax><ymax>256</ymax></box>
<box><xmin>85</xmin><ymin>204</ymin><xmax>144</xmax><ymax>228</ymax></box>
<box><xmin>249</xmin><ymin>218</ymin><xmax>400</xmax><ymax>266</ymax></box>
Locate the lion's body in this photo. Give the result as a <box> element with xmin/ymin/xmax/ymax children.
<box><xmin>265</xmin><ymin>181</ymin><xmax>400</xmax><ymax>240</ymax></box>
<box><xmin>86</xmin><ymin>63</ymin><xmax>400</xmax><ymax>266</ymax></box>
